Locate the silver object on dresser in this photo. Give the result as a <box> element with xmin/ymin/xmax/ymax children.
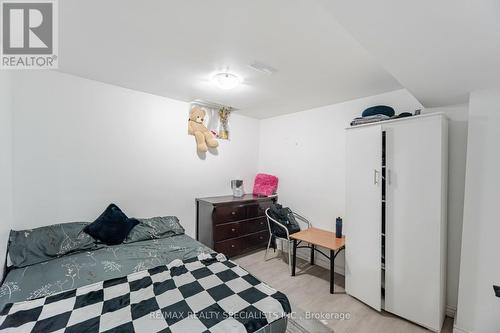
<box><xmin>231</xmin><ymin>179</ymin><xmax>244</xmax><ymax>197</ymax></box>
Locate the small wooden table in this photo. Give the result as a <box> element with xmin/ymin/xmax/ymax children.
<box><xmin>290</xmin><ymin>227</ymin><xmax>345</xmax><ymax>294</ymax></box>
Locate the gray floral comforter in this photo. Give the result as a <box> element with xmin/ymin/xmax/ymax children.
<box><xmin>0</xmin><ymin>234</ymin><xmax>212</xmax><ymax>310</ymax></box>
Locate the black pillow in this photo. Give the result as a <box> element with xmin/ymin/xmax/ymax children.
<box><xmin>84</xmin><ymin>204</ymin><xmax>139</xmax><ymax>245</ymax></box>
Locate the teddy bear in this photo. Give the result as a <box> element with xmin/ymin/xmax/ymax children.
<box><xmin>188</xmin><ymin>106</ymin><xmax>219</xmax><ymax>152</ymax></box>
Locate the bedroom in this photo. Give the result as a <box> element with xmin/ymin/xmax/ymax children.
<box><xmin>0</xmin><ymin>1</ymin><xmax>499</xmax><ymax>333</ymax></box>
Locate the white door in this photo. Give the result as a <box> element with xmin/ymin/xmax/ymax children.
<box><xmin>384</xmin><ymin>116</ymin><xmax>445</xmax><ymax>331</ymax></box>
<box><xmin>345</xmin><ymin>125</ymin><xmax>382</xmax><ymax>311</ymax></box>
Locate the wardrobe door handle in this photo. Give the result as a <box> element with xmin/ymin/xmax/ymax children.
<box><xmin>374</xmin><ymin>170</ymin><xmax>379</xmax><ymax>185</ymax></box>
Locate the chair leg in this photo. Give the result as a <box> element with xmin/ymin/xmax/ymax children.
<box><xmin>264</xmin><ymin>236</ymin><xmax>272</xmax><ymax>260</ymax></box>
<box><xmin>288</xmin><ymin>240</ymin><xmax>292</xmax><ymax>275</ymax></box>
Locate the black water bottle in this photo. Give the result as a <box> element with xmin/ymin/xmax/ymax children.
<box><xmin>336</xmin><ymin>217</ymin><xmax>343</xmax><ymax>238</ymax></box>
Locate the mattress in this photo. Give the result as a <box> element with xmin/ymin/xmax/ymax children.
<box><xmin>0</xmin><ymin>234</ymin><xmax>290</xmax><ymax>333</ymax></box>
<box><xmin>0</xmin><ymin>253</ymin><xmax>290</xmax><ymax>332</ymax></box>
<box><xmin>0</xmin><ymin>234</ymin><xmax>210</xmax><ymax>309</ymax></box>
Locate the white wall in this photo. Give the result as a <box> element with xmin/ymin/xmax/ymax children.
<box><xmin>258</xmin><ymin>90</ymin><xmax>469</xmax><ymax>311</ymax></box>
<box><xmin>0</xmin><ymin>73</ymin><xmax>13</xmax><ymax>278</ymax></box>
<box><xmin>10</xmin><ymin>71</ymin><xmax>260</xmax><ymax>238</ymax></box>
<box><xmin>454</xmin><ymin>88</ymin><xmax>500</xmax><ymax>333</ymax></box>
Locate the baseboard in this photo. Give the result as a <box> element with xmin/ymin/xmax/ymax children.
<box><xmin>279</xmin><ymin>243</ymin><xmax>345</xmax><ymax>276</ymax></box>
<box><xmin>297</xmin><ymin>250</ymin><xmax>345</xmax><ymax>276</ymax></box>
<box><xmin>446</xmin><ymin>305</ymin><xmax>456</xmax><ymax>318</ymax></box>
<box><xmin>452</xmin><ymin>325</ymin><xmax>471</xmax><ymax>333</ymax></box>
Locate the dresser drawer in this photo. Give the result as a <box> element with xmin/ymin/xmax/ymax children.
<box><xmin>214</xmin><ymin>230</ymin><xmax>269</xmax><ymax>257</ymax></box>
<box><xmin>214</xmin><ymin>218</ymin><xmax>268</xmax><ymax>242</ymax></box>
<box><xmin>214</xmin><ymin>238</ymin><xmax>241</xmax><ymax>257</ymax></box>
<box><xmin>242</xmin><ymin>218</ymin><xmax>267</xmax><ymax>234</ymax></box>
<box><xmin>250</xmin><ymin>230</ymin><xmax>269</xmax><ymax>245</ymax></box>
<box><xmin>246</xmin><ymin>201</ymin><xmax>273</xmax><ymax>218</ymax></box>
<box><xmin>213</xmin><ymin>205</ymin><xmax>246</xmax><ymax>224</ymax></box>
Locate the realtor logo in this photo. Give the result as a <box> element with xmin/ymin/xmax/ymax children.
<box><xmin>1</xmin><ymin>0</ymin><xmax>58</xmax><ymax>69</ymax></box>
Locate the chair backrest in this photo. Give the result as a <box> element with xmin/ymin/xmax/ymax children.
<box><xmin>290</xmin><ymin>211</ymin><xmax>312</xmax><ymax>230</ymax></box>
<box><xmin>265</xmin><ymin>208</ymin><xmax>290</xmax><ymax>239</ymax></box>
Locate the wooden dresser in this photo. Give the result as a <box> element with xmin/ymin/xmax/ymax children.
<box><xmin>196</xmin><ymin>194</ymin><xmax>277</xmax><ymax>257</ymax></box>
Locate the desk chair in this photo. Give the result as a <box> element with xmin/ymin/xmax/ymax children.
<box><xmin>264</xmin><ymin>208</ymin><xmax>311</xmax><ymax>274</ymax></box>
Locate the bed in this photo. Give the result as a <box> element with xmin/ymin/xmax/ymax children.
<box><xmin>0</xmin><ymin>218</ymin><xmax>290</xmax><ymax>333</ymax></box>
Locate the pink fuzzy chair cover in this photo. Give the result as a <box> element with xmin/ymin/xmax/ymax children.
<box><xmin>253</xmin><ymin>173</ymin><xmax>279</xmax><ymax>196</ymax></box>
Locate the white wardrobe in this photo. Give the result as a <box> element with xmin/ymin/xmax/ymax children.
<box><xmin>345</xmin><ymin>113</ymin><xmax>448</xmax><ymax>332</ymax></box>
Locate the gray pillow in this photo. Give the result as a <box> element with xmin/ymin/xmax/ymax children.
<box><xmin>124</xmin><ymin>216</ymin><xmax>185</xmax><ymax>243</ymax></box>
<box><xmin>8</xmin><ymin>222</ymin><xmax>96</xmax><ymax>268</ymax></box>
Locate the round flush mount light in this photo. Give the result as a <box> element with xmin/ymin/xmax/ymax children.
<box><xmin>211</xmin><ymin>72</ymin><xmax>242</xmax><ymax>90</ymax></box>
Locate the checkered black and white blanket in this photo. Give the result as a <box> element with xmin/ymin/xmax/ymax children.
<box><xmin>0</xmin><ymin>253</ymin><xmax>290</xmax><ymax>333</ymax></box>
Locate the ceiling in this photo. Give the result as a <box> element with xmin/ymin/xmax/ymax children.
<box><xmin>59</xmin><ymin>1</ymin><xmax>500</xmax><ymax>118</ymax></box>
<box><xmin>58</xmin><ymin>0</ymin><xmax>402</xmax><ymax>118</ymax></box>
<box><xmin>318</xmin><ymin>0</ymin><xmax>500</xmax><ymax>107</ymax></box>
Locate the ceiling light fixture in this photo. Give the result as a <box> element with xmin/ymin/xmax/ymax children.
<box><xmin>212</xmin><ymin>72</ymin><xmax>241</xmax><ymax>90</ymax></box>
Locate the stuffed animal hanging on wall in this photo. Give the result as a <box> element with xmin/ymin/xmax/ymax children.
<box><xmin>188</xmin><ymin>106</ymin><xmax>219</xmax><ymax>152</ymax></box>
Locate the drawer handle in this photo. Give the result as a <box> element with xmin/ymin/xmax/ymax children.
<box><xmin>259</xmin><ymin>236</ymin><xmax>263</xmax><ymax>240</ymax></box>
<box><xmin>260</xmin><ymin>221</ymin><xmax>264</xmax><ymax>225</ymax></box>
<box><xmin>231</xmin><ymin>211</ymin><xmax>236</xmax><ymax>215</ymax></box>
<box><xmin>231</xmin><ymin>228</ymin><xmax>236</xmax><ymax>232</ymax></box>
<box><xmin>231</xmin><ymin>244</ymin><xmax>235</xmax><ymax>248</ymax></box>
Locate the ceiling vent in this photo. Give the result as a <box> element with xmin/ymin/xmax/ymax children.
<box><xmin>248</xmin><ymin>62</ymin><xmax>277</xmax><ymax>75</ymax></box>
